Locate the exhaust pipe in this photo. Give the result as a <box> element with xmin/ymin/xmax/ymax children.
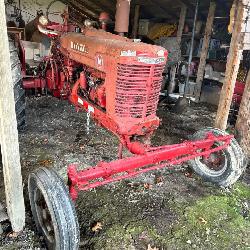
<box><xmin>115</xmin><ymin>0</ymin><xmax>131</xmax><ymax>36</ymax></box>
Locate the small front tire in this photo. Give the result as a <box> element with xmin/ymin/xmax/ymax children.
<box><xmin>189</xmin><ymin>128</ymin><xmax>246</xmax><ymax>187</ymax></box>
<box><xmin>28</xmin><ymin>167</ymin><xmax>80</xmax><ymax>250</ymax></box>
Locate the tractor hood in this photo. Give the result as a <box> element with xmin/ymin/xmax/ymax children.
<box><xmin>59</xmin><ymin>28</ymin><xmax>168</xmax><ymax>71</ymax></box>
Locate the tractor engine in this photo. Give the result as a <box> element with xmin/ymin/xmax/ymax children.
<box><xmin>84</xmin><ymin>69</ymin><xmax>106</xmax><ymax>109</ymax></box>
<box><xmin>59</xmin><ymin>29</ymin><xmax>168</xmax><ymax>141</ymax></box>
<box><xmin>22</xmin><ymin>18</ymin><xmax>168</xmax><ymax>152</ymax></box>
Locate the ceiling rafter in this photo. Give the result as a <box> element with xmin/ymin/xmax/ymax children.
<box><xmin>89</xmin><ymin>0</ymin><xmax>116</xmax><ymax>18</ymax></box>
<box><xmin>151</xmin><ymin>0</ymin><xmax>180</xmax><ymax>20</ymax></box>
<box><xmin>133</xmin><ymin>0</ymin><xmax>176</xmax><ymax>19</ymax></box>
<box><xmin>59</xmin><ymin>0</ymin><xmax>97</xmax><ymax>20</ymax></box>
<box><xmin>69</xmin><ymin>0</ymin><xmax>99</xmax><ymax>19</ymax></box>
<box><xmin>64</xmin><ymin>0</ymin><xmax>232</xmax><ymax>26</ymax></box>
<box><xmin>67</xmin><ymin>1</ymin><xmax>99</xmax><ymax>21</ymax></box>
<box><xmin>177</xmin><ymin>0</ymin><xmax>206</xmax><ymax>20</ymax></box>
<box><xmin>68</xmin><ymin>6</ymin><xmax>93</xmax><ymax>24</ymax></box>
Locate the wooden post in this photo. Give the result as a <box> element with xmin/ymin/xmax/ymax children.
<box><xmin>235</xmin><ymin>70</ymin><xmax>250</xmax><ymax>157</ymax></box>
<box><xmin>177</xmin><ymin>3</ymin><xmax>187</xmax><ymax>45</ymax></box>
<box><xmin>177</xmin><ymin>0</ymin><xmax>206</xmax><ymax>20</ymax></box>
<box><xmin>168</xmin><ymin>4</ymin><xmax>187</xmax><ymax>95</ymax></box>
<box><xmin>0</xmin><ymin>1</ymin><xmax>25</xmax><ymax>231</ymax></box>
<box><xmin>194</xmin><ymin>1</ymin><xmax>216</xmax><ymax>101</ymax></box>
<box><xmin>132</xmin><ymin>4</ymin><xmax>140</xmax><ymax>38</ymax></box>
<box><xmin>214</xmin><ymin>0</ymin><xmax>248</xmax><ymax>130</ymax></box>
<box><xmin>168</xmin><ymin>66</ymin><xmax>177</xmax><ymax>94</ymax></box>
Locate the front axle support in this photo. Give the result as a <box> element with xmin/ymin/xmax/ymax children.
<box><xmin>68</xmin><ymin>133</ymin><xmax>232</xmax><ymax>200</ymax></box>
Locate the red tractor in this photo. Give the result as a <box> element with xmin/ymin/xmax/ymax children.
<box><xmin>13</xmin><ymin>15</ymin><xmax>246</xmax><ymax>249</ymax></box>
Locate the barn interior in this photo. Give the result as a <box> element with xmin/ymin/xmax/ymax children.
<box><xmin>0</xmin><ymin>0</ymin><xmax>250</xmax><ymax>249</ymax></box>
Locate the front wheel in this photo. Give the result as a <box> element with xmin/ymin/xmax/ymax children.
<box><xmin>28</xmin><ymin>167</ymin><xmax>80</xmax><ymax>250</ymax></box>
<box><xmin>189</xmin><ymin>128</ymin><xmax>247</xmax><ymax>187</ymax></box>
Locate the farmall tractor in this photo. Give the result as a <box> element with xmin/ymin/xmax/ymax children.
<box><xmin>11</xmin><ymin>11</ymin><xmax>246</xmax><ymax>250</ymax></box>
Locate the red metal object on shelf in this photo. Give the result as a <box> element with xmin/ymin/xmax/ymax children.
<box><xmin>18</xmin><ymin>15</ymin><xmax>236</xmax><ymax>200</ymax></box>
<box><xmin>233</xmin><ymin>81</ymin><xmax>245</xmax><ymax>104</ymax></box>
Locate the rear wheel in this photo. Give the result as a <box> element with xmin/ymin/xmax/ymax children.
<box><xmin>9</xmin><ymin>37</ymin><xmax>26</xmax><ymax>130</ymax></box>
<box><xmin>189</xmin><ymin>128</ymin><xmax>246</xmax><ymax>187</ymax></box>
<box><xmin>28</xmin><ymin>167</ymin><xmax>80</xmax><ymax>249</ymax></box>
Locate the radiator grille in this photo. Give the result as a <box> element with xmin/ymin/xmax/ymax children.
<box><xmin>115</xmin><ymin>63</ymin><xmax>165</xmax><ymax>118</ymax></box>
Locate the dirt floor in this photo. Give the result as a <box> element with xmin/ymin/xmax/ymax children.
<box><xmin>0</xmin><ymin>96</ymin><xmax>249</xmax><ymax>250</ymax></box>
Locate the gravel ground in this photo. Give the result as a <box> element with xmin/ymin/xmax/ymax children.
<box><xmin>0</xmin><ymin>96</ymin><xmax>249</xmax><ymax>250</ymax></box>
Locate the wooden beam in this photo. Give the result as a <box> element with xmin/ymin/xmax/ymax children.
<box><xmin>214</xmin><ymin>0</ymin><xmax>248</xmax><ymax>130</ymax></box>
<box><xmin>68</xmin><ymin>1</ymin><xmax>99</xmax><ymax>21</ymax></box>
<box><xmin>85</xmin><ymin>0</ymin><xmax>115</xmax><ymax>19</ymax></box>
<box><xmin>68</xmin><ymin>5</ymin><xmax>93</xmax><ymax>22</ymax></box>
<box><xmin>69</xmin><ymin>0</ymin><xmax>99</xmax><ymax>19</ymax></box>
<box><xmin>177</xmin><ymin>3</ymin><xmax>187</xmax><ymax>44</ymax></box>
<box><xmin>68</xmin><ymin>6</ymin><xmax>95</xmax><ymax>25</ymax></box>
<box><xmin>168</xmin><ymin>65</ymin><xmax>177</xmax><ymax>94</ymax></box>
<box><xmin>138</xmin><ymin>5</ymin><xmax>155</xmax><ymax>20</ymax></box>
<box><xmin>177</xmin><ymin>0</ymin><xmax>206</xmax><ymax>20</ymax></box>
<box><xmin>0</xmin><ymin>0</ymin><xmax>25</xmax><ymax>232</ymax></box>
<box><xmin>168</xmin><ymin>4</ymin><xmax>187</xmax><ymax>95</ymax></box>
<box><xmin>194</xmin><ymin>1</ymin><xmax>216</xmax><ymax>101</ymax></box>
<box><xmin>236</xmin><ymin>70</ymin><xmax>250</xmax><ymax>157</ymax></box>
<box><xmin>133</xmin><ymin>0</ymin><xmax>174</xmax><ymax>19</ymax></box>
<box><xmin>132</xmin><ymin>5</ymin><xmax>140</xmax><ymax>38</ymax></box>
<box><xmin>152</xmin><ymin>0</ymin><xmax>179</xmax><ymax>19</ymax></box>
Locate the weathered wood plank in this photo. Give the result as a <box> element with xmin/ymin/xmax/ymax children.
<box><xmin>132</xmin><ymin>5</ymin><xmax>140</xmax><ymax>38</ymax></box>
<box><xmin>214</xmin><ymin>0</ymin><xmax>248</xmax><ymax>130</ymax></box>
<box><xmin>168</xmin><ymin>65</ymin><xmax>177</xmax><ymax>94</ymax></box>
<box><xmin>194</xmin><ymin>1</ymin><xmax>216</xmax><ymax>101</ymax></box>
<box><xmin>236</xmin><ymin>70</ymin><xmax>250</xmax><ymax>157</ymax></box>
<box><xmin>168</xmin><ymin>4</ymin><xmax>187</xmax><ymax>95</ymax></box>
<box><xmin>0</xmin><ymin>0</ymin><xmax>25</xmax><ymax>232</ymax></box>
<box><xmin>243</xmin><ymin>12</ymin><xmax>250</xmax><ymax>49</ymax></box>
<box><xmin>177</xmin><ymin>0</ymin><xmax>206</xmax><ymax>20</ymax></box>
<box><xmin>177</xmin><ymin>3</ymin><xmax>187</xmax><ymax>45</ymax></box>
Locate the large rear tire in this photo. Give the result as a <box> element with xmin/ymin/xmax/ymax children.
<box><xmin>189</xmin><ymin>128</ymin><xmax>247</xmax><ymax>187</ymax></box>
<box><xmin>9</xmin><ymin>37</ymin><xmax>26</xmax><ymax>130</ymax></box>
<box><xmin>28</xmin><ymin>167</ymin><xmax>80</xmax><ymax>250</ymax></box>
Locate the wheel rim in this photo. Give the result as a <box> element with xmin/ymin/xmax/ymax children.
<box><xmin>196</xmin><ymin>143</ymin><xmax>227</xmax><ymax>176</ymax></box>
<box><xmin>34</xmin><ymin>187</ymin><xmax>55</xmax><ymax>244</ymax></box>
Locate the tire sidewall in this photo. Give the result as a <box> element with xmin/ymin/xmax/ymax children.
<box><xmin>28</xmin><ymin>168</ymin><xmax>79</xmax><ymax>250</ymax></box>
<box><xmin>189</xmin><ymin>128</ymin><xmax>244</xmax><ymax>187</ymax></box>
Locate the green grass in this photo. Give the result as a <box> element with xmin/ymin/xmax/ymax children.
<box><xmin>168</xmin><ymin>182</ymin><xmax>250</xmax><ymax>249</ymax></box>
<box><xmin>93</xmin><ymin>182</ymin><xmax>250</xmax><ymax>250</ymax></box>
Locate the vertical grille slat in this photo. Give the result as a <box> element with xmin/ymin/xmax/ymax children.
<box><xmin>115</xmin><ymin>63</ymin><xmax>165</xmax><ymax>118</ymax></box>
